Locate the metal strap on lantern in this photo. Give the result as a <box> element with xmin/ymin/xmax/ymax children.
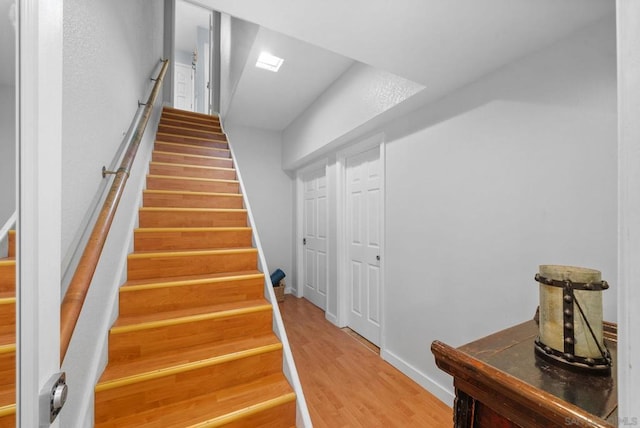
<box><xmin>534</xmin><ymin>265</ymin><xmax>612</xmax><ymax>374</ymax></box>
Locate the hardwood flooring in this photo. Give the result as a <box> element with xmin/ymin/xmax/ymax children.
<box><xmin>280</xmin><ymin>295</ymin><xmax>452</xmax><ymax>427</ymax></box>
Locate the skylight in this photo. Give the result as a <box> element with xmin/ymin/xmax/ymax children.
<box><xmin>256</xmin><ymin>52</ymin><xmax>284</xmax><ymax>72</ymax></box>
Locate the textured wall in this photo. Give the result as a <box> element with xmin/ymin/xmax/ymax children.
<box><xmin>62</xmin><ymin>0</ymin><xmax>165</xmax><ymax>261</ymax></box>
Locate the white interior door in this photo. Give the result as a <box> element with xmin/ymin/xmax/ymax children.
<box><xmin>302</xmin><ymin>167</ymin><xmax>328</xmax><ymax>310</ymax></box>
<box><xmin>346</xmin><ymin>147</ymin><xmax>382</xmax><ymax>346</ymax></box>
<box><xmin>174</xmin><ymin>63</ymin><xmax>194</xmax><ymax>111</ymax></box>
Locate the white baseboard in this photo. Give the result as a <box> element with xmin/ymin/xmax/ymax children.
<box><xmin>381</xmin><ymin>348</ymin><xmax>455</xmax><ymax>407</ymax></box>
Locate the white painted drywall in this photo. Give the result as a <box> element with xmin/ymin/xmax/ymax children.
<box><xmin>290</xmin><ymin>16</ymin><xmax>617</xmax><ymax>405</ymax></box>
<box><xmin>282</xmin><ymin>62</ymin><xmax>424</xmax><ymax>169</ymax></box>
<box><xmin>59</xmin><ymin>0</ymin><xmax>165</xmax><ymax>425</ymax></box>
<box><xmin>616</xmin><ymin>0</ymin><xmax>640</xmax><ymax>418</ymax></box>
<box><xmin>219</xmin><ymin>15</ymin><xmax>259</xmax><ymax>119</ymax></box>
<box><xmin>224</xmin><ymin>124</ymin><xmax>294</xmax><ymax>289</ymax></box>
<box><xmin>0</xmin><ymin>84</ymin><xmax>15</xmax><ymax>227</ymax></box>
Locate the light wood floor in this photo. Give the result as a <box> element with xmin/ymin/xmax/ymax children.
<box><xmin>280</xmin><ymin>295</ymin><xmax>452</xmax><ymax>427</ymax></box>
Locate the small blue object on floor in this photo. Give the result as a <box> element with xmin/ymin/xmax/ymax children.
<box><xmin>270</xmin><ymin>268</ymin><xmax>286</xmax><ymax>286</ymax></box>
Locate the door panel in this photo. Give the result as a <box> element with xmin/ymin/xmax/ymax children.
<box><xmin>302</xmin><ymin>167</ymin><xmax>328</xmax><ymax>310</ymax></box>
<box><xmin>346</xmin><ymin>147</ymin><xmax>382</xmax><ymax>346</ymax></box>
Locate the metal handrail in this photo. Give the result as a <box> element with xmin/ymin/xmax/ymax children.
<box><xmin>60</xmin><ymin>59</ymin><xmax>169</xmax><ymax>361</ymax></box>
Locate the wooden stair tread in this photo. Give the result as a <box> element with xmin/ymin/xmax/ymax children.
<box><xmin>147</xmin><ymin>174</ymin><xmax>238</xmax><ymax>185</ymax></box>
<box><xmin>122</xmin><ymin>270</ymin><xmax>263</xmax><ymax>288</ymax></box>
<box><xmin>159</xmin><ymin>118</ymin><xmax>222</xmax><ymax>132</ymax></box>
<box><xmin>0</xmin><ymin>291</ymin><xmax>14</xmax><ymax>299</ymax></box>
<box><xmin>98</xmin><ymin>333</ymin><xmax>281</xmax><ymax>384</ymax></box>
<box><xmin>155</xmin><ymin>139</ymin><xmax>231</xmax><ymax>155</ymax></box>
<box><xmin>143</xmin><ymin>189</ymin><xmax>242</xmax><ymax>198</ymax></box>
<box><xmin>157</xmin><ymin>126</ymin><xmax>225</xmax><ymax>138</ymax></box>
<box><xmin>95</xmin><ymin>373</ymin><xmax>294</xmax><ymax>428</ymax></box>
<box><xmin>113</xmin><ymin>298</ymin><xmax>271</xmax><ymax>330</ymax></box>
<box><xmin>134</xmin><ymin>226</ymin><xmax>251</xmax><ymax>233</ymax></box>
<box><xmin>152</xmin><ymin>150</ymin><xmax>231</xmax><ymax>162</ymax></box>
<box><xmin>0</xmin><ymin>334</ymin><xmax>15</xmax><ymax>349</ymax></box>
<box><xmin>162</xmin><ymin>107</ymin><xmax>220</xmax><ymax>121</ymax></box>
<box><xmin>128</xmin><ymin>247</ymin><xmax>257</xmax><ymax>258</ymax></box>
<box><xmin>149</xmin><ymin>161</ymin><xmax>235</xmax><ymax>172</ymax></box>
<box><xmin>140</xmin><ymin>207</ymin><xmax>246</xmax><ymax>213</ymax></box>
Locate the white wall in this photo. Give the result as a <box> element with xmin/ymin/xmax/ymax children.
<box><xmin>288</xmin><ymin>16</ymin><xmax>617</xmax><ymax>404</ymax></box>
<box><xmin>219</xmin><ymin>15</ymin><xmax>259</xmax><ymax>118</ymax></box>
<box><xmin>62</xmin><ymin>0</ymin><xmax>165</xmax><ymax>262</ymax></box>
<box><xmin>0</xmin><ymin>84</ymin><xmax>15</xmax><ymax>227</ymax></box>
<box><xmin>60</xmin><ymin>1</ymin><xmax>165</xmax><ymax>425</ymax></box>
<box><xmin>225</xmin><ymin>124</ymin><xmax>294</xmax><ymax>287</ymax></box>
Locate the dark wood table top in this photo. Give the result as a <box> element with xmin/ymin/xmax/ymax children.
<box><xmin>458</xmin><ymin>320</ymin><xmax>617</xmax><ymax>424</ymax></box>
<box><xmin>432</xmin><ymin>319</ymin><xmax>618</xmax><ymax>427</ymax></box>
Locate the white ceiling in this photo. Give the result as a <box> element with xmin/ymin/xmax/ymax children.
<box><xmin>195</xmin><ymin>0</ymin><xmax>613</xmax><ymax>131</ymax></box>
<box><xmin>225</xmin><ymin>27</ymin><xmax>354</xmax><ymax>131</ymax></box>
<box><xmin>0</xmin><ymin>0</ymin><xmax>15</xmax><ymax>86</ymax></box>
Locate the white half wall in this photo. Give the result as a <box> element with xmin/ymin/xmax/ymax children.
<box><xmin>291</xmin><ymin>15</ymin><xmax>617</xmax><ymax>404</ymax></box>
<box><xmin>0</xmin><ymin>84</ymin><xmax>15</xmax><ymax>226</ymax></box>
<box><xmin>224</xmin><ymin>124</ymin><xmax>294</xmax><ymax>288</ymax></box>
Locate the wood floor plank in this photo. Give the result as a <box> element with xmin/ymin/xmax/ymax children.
<box><xmin>280</xmin><ymin>296</ymin><xmax>452</xmax><ymax>427</ymax></box>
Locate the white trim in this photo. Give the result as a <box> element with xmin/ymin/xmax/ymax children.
<box><xmin>225</xmin><ymin>124</ymin><xmax>313</xmax><ymax>428</ymax></box>
<box><xmin>336</xmin><ymin>133</ymin><xmax>386</xmax><ymax>337</ymax></box>
<box><xmin>616</xmin><ymin>0</ymin><xmax>640</xmax><ymax>416</ymax></box>
<box><xmin>381</xmin><ymin>349</ymin><xmax>455</xmax><ymax>407</ymax></box>
<box><xmin>17</xmin><ymin>0</ymin><xmax>63</xmax><ymax>425</ymax></box>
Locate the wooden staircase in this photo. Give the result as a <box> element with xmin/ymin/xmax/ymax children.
<box><xmin>94</xmin><ymin>107</ymin><xmax>296</xmax><ymax>427</ymax></box>
<box><xmin>0</xmin><ymin>230</ymin><xmax>16</xmax><ymax>427</ymax></box>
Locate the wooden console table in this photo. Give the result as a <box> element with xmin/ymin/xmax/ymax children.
<box><xmin>431</xmin><ymin>320</ymin><xmax>617</xmax><ymax>427</ymax></box>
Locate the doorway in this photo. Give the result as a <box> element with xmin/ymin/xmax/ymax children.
<box><xmin>299</xmin><ymin>164</ymin><xmax>328</xmax><ymax>311</ymax></box>
<box><xmin>174</xmin><ymin>0</ymin><xmax>214</xmax><ymax>114</ymax></box>
<box><xmin>338</xmin><ymin>135</ymin><xmax>385</xmax><ymax>347</ymax></box>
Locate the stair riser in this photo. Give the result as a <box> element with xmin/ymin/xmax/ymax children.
<box><xmin>149</xmin><ymin>163</ymin><xmax>236</xmax><ymax>181</ymax></box>
<box><xmin>0</xmin><ymin>262</ymin><xmax>15</xmax><ymax>294</ymax></box>
<box><xmin>143</xmin><ymin>192</ymin><xmax>244</xmax><ymax>209</ymax></box>
<box><xmin>0</xmin><ymin>414</ymin><xmax>15</xmax><ymax>428</ymax></box>
<box><xmin>161</xmin><ymin>109</ymin><xmax>220</xmax><ymax>127</ymax></box>
<box><xmin>8</xmin><ymin>231</ymin><xmax>15</xmax><ymax>258</ymax></box>
<box><xmin>119</xmin><ymin>277</ymin><xmax>264</xmax><ymax>317</ymax></box>
<box><xmin>108</xmin><ymin>309</ymin><xmax>273</xmax><ymax>362</ymax></box>
<box><xmin>159</xmin><ymin>117</ymin><xmax>221</xmax><ymax>133</ymax></box>
<box><xmin>146</xmin><ymin>176</ymin><xmax>239</xmax><ymax>194</ymax></box>
<box><xmin>0</xmin><ymin>302</ymin><xmax>14</xmax><ymax>337</ymax></box>
<box><xmin>134</xmin><ymin>229</ymin><xmax>253</xmax><ymax>251</ymax></box>
<box><xmin>154</xmin><ymin>142</ymin><xmax>230</xmax><ymax>158</ymax></box>
<box><xmin>127</xmin><ymin>250</ymin><xmax>258</xmax><ymax>280</ymax></box>
<box><xmin>152</xmin><ymin>151</ymin><xmax>233</xmax><ymax>169</ymax></box>
<box><xmin>138</xmin><ymin>210</ymin><xmax>247</xmax><ymax>228</ymax></box>
<box><xmin>156</xmin><ymin>133</ymin><xmax>228</xmax><ymax>148</ymax></box>
<box><xmin>0</xmin><ymin>351</ymin><xmax>15</xmax><ymax>389</ymax></box>
<box><xmin>157</xmin><ymin>124</ymin><xmax>225</xmax><ymax>142</ymax></box>
<box><xmin>95</xmin><ymin>349</ymin><xmax>283</xmax><ymax>423</ymax></box>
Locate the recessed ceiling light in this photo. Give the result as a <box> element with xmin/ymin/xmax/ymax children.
<box><xmin>256</xmin><ymin>52</ymin><xmax>284</xmax><ymax>72</ymax></box>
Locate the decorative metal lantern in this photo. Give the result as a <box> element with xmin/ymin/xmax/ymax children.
<box><xmin>534</xmin><ymin>265</ymin><xmax>612</xmax><ymax>374</ymax></box>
